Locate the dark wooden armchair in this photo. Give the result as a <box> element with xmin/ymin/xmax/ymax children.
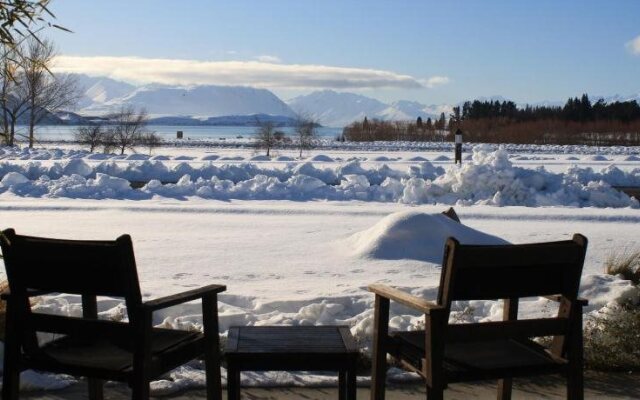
<box><xmin>0</xmin><ymin>229</ymin><xmax>226</xmax><ymax>400</ymax></box>
<box><xmin>369</xmin><ymin>234</ymin><xmax>588</xmax><ymax>400</ymax></box>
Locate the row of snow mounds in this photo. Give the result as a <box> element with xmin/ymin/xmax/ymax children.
<box><xmin>0</xmin><ymin>146</ymin><xmax>639</xmax><ymax>207</ymax></box>
<box><xmin>0</xmin><ymin>158</ymin><xmax>444</xmax><ymax>186</ymax></box>
<box><xmin>401</xmin><ymin>146</ymin><xmax>640</xmax><ymax>207</ymax></box>
<box><xmin>3</xmin><ymin>143</ymin><xmax>640</xmax><ymax>161</ymax></box>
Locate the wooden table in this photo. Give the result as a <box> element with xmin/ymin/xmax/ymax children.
<box><xmin>225</xmin><ymin>326</ymin><xmax>359</xmax><ymax>400</ymax></box>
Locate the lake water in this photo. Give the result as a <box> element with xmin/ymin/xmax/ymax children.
<box><xmin>29</xmin><ymin>125</ymin><xmax>344</xmax><ymax>141</ymax></box>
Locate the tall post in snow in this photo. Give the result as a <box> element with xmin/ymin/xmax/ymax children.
<box><xmin>454</xmin><ymin>129</ymin><xmax>463</xmax><ymax>164</ymax></box>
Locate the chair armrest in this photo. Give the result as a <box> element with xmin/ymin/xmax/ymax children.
<box><xmin>142</xmin><ymin>284</ymin><xmax>226</xmax><ymax>312</ymax></box>
<box><xmin>543</xmin><ymin>295</ymin><xmax>588</xmax><ymax>306</ymax></box>
<box><xmin>368</xmin><ymin>284</ymin><xmax>445</xmax><ymax>315</ymax></box>
<box><xmin>1</xmin><ymin>288</ymin><xmax>51</xmax><ymax>300</ymax></box>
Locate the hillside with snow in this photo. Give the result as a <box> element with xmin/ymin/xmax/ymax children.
<box><xmin>81</xmin><ymin>84</ymin><xmax>297</xmax><ymax>118</ymax></box>
<box><xmin>287</xmin><ymin>90</ymin><xmax>452</xmax><ymax>127</ymax></box>
<box><xmin>72</xmin><ymin>74</ymin><xmax>137</xmax><ymax>109</ymax></box>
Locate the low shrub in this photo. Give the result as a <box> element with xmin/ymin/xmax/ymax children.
<box><xmin>605</xmin><ymin>249</ymin><xmax>640</xmax><ymax>284</ymax></box>
<box><xmin>584</xmin><ymin>302</ymin><xmax>640</xmax><ymax>371</ymax></box>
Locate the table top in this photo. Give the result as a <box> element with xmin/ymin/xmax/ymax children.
<box><xmin>226</xmin><ymin>325</ymin><xmax>358</xmax><ymax>355</ymax></box>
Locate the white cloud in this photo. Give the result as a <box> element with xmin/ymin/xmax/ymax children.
<box><xmin>255</xmin><ymin>55</ymin><xmax>282</xmax><ymax>63</ymax></box>
<box><xmin>423</xmin><ymin>76</ymin><xmax>450</xmax><ymax>88</ymax></box>
<box><xmin>53</xmin><ymin>55</ymin><xmax>447</xmax><ymax>90</ymax></box>
<box><xmin>626</xmin><ymin>35</ymin><xmax>640</xmax><ymax>55</ymax></box>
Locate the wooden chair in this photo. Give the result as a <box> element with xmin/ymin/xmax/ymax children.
<box><xmin>0</xmin><ymin>229</ymin><xmax>226</xmax><ymax>400</ymax></box>
<box><xmin>369</xmin><ymin>234</ymin><xmax>588</xmax><ymax>400</ymax></box>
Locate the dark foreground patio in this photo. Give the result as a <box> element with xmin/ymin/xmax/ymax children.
<box><xmin>19</xmin><ymin>371</ymin><xmax>640</xmax><ymax>399</ymax></box>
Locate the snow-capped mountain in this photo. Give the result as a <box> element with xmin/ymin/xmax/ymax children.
<box><xmin>71</xmin><ymin>74</ymin><xmax>296</xmax><ymax>119</ymax></box>
<box><xmin>287</xmin><ymin>90</ymin><xmax>447</xmax><ymax>127</ymax></box>
<box><xmin>597</xmin><ymin>94</ymin><xmax>640</xmax><ymax>104</ymax></box>
<box><xmin>72</xmin><ymin>74</ymin><xmax>137</xmax><ymax>109</ymax></box>
<box><xmin>287</xmin><ymin>90</ymin><xmax>389</xmax><ymax>128</ymax></box>
<box><xmin>81</xmin><ymin>84</ymin><xmax>297</xmax><ymax>118</ymax></box>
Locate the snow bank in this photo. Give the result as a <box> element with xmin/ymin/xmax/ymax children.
<box><xmin>348</xmin><ymin>211</ymin><xmax>508</xmax><ymax>262</ymax></box>
<box><xmin>0</xmin><ymin>146</ymin><xmax>638</xmax><ymax>207</ymax></box>
<box><xmin>309</xmin><ymin>154</ymin><xmax>334</xmax><ymax>162</ymax></box>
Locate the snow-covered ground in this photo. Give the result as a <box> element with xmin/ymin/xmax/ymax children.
<box><xmin>0</xmin><ymin>142</ymin><xmax>639</xmax><ymax>394</ymax></box>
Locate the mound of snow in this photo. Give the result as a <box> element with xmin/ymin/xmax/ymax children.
<box><xmin>151</xmin><ymin>155</ymin><xmax>171</xmax><ymax>161</ymax></box>
<box><xmin>371</xmin><ymin>156</ymin><xmax>392</xmax><ymax>162</ymax></box>
<box><xmin>174</xmin><ymin>156</ymin><xmax>195</xmax><ymax>161</ymax></box>
<box><xmin>1</xmin><ymin>172</ymin><xmax>29</xmax><ymax>186</ymax></box>
<box><xmin>580</xmin><ymin>274</ymin><xmax>640</xmax><ymax>307</ymax></box>
<box><xmin>200</xmin><ymin>155</ymin><xmax>219</xmax><ymax>161</ymax></box>
<box><xmin>407</xmin><ymin>156</ymin><xmax>428</xmax><ymax>161</ymax></box>
<box><xmin>62</xmin><ymin>159</ymin><xmax>92</xmax><ymax>177</ymax></box>
<box><xmin>250</xmin><ymin>155</ymin><xmax>271</xmax><ymax>161</ymax></box>
<box><xmin>566</xmin><ymin>156</ymin><xmax>580</xmax><ymax>161</ymax></box>
<box><xmin>587</xmin><ymin>155</ymin><xmax>609</xmax><ymax>161</ymax></box>
<box><xmin>433</xmin><ymin>155</ymin><xmax>451</xmax><ymax>161</ymax></box>
<box><xmin>86</xmin><ymin>153</ymin><xmax>111</xmax><ymax>160</ymax></box>
<box><xmin>275</xmin><ymin>156</ymin><xmax>295</xmax><ymax>161</ymax></box>
<box><xmin>624</xmin><ymin>155</ymin><xmax>640</xmax><ymax>161</ymax></box>
<box><xmin>348</xmin><ymin>211</ymin><xmax>508</xmax><ymax>262</ymax></box>
<box><xmin>125</xmin><ymin>154</ymin><xmax>150</xmax><ymax>161</ymax></box>
<box><xmin>309</xmin><ymin>154</ymin><xmax>334</xmax><ymax>162</ymax></box>
<box><xmin>220</xmin><ymin>156</ymin><xmax>244</xmax><ymax>161</ymax></box>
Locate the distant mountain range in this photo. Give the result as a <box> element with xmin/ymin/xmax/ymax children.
<box><xmin>287</xmin><ymin>90</ymin><xmax>454</xmax><ymax>127</ymax></box>
<box><xmin>62</xmin><ymin>74</ymin><xmax>639</xmax><ymax>128</ymax></box>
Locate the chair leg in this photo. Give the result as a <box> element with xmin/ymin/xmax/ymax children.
<box><xmin>370</xmin><ymin>295</ymin><xmax>389</xmax><ymax>400</ymax></box>
<box><xmin>88</xmin><ymin>378</ymin><xmax>104</xmax><ymax>400</ymax></box>
<box><xmin>203</xmin><ymin>294</ymin><xmax>223</xmax><ymax>400</ymax></box>
<box><xmin>567</xmin><ymin>369</ymin><xmax>584</xmax><ymax>400</ymax></box>
<box><xmin>426</xmin><ymin>385</ymin><xmax>444</xmax><ymax>400</ymax></box>
<box><xmin>2</xmin><ymin>364</ymin><xmax>20</xmax><ymax>400</ymax></box>
<box><xmin>131</xmin><ymin>379</ymin><xmax>150</xmax><ymax>400</ymax></box>
<box><xmin>497</xmin><ymin>378</ymin><xmax>512</xmax><ymax>400</ymax></box>
<box><xmin>3</xmin><ymin>299</ymin><xmax>21</xmax><ymax>400</ymax></box>
<box><xmin>567</xmin><ymin>302</ymin><xmax>584</xmax><ymax>400</ymax></box>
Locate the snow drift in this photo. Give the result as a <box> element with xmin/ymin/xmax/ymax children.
<box><xmin>349</xmin><ymin>211</ymin><xmax>508</xmax><ymax>262</ymax></box>
<box><xmin>0</xmin><ymin>145</ymin><xmax>638</xmax><ymax>207</ymax></box>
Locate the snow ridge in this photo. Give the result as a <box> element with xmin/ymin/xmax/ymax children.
<box><xmin>0</xmin><ymin>146</ymin><xmax>638</xmax><ymax>207</ymax></box>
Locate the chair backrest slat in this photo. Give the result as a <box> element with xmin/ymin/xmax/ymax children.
<box><xmin>1</xmin><ymin>229</ymin><xmax>141</xmax><ymax>301</ymax></box>
<box><xmin>438</xmin><ymin>234</ymin><xmax>587</xmax><ymax>305</ymax></box>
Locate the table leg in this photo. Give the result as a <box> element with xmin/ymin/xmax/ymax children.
<box><xmin>227</xmin><ymin>366</ymin><xmax>241</xmax><ymax>400</ymax></box>
<box><xmin>347</xmin><ymin>366</ymin><xmax>357</xmax><ymax>400</ymax></box>
<box><xmin>339</xmin><ymin>370</ymin><xmax>347</xmax><ymax>400</ymax></box>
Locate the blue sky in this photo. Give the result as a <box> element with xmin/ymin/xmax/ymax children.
<box><xmin>49</xmin><ymin>0</ymin><xmax>640</xmax><ymax>105</ymax></box>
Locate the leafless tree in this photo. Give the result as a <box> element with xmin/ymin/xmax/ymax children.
<box><xmin>0</xmin><ymin>47</ymin><xmax>29</xmax><ymax>146</ymax></box>
<box><xmin>74</xmin><ymin>123</ymin><xmax>106</xmax><ymax>152</ymax></box>
<box><xmin>0</xmin><ymin>1</ymin><xmax>69</xmax><ymax>60</ymax></box>
<box><xmin>22</xmin><ymin>38</ymin><xmax>79</xmax><ymax>148</ymax></box>
<box><xmin>253</xmin><ymin>120</ymin><xmax>276</xmax><ymax>157</ymax></box>
<box><xmin>294</xmin><ymin>116</ymin><xmax>318</xmax><ymax>158</ymax></box>
<box><xmin>139</xmin><ymin>131</ymin><xmax>163</xmax><ymax>155</ymax></box>
<box><xmin>108</xmin><ymin>106</ymin><xmax>151</xmax><ymax>155</ymax></box>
